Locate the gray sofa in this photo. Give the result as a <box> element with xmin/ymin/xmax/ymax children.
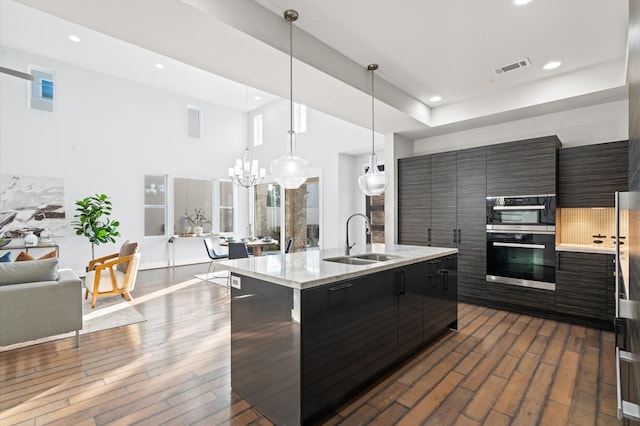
<box><xmin>0</xmin><ymin>258</ymin><xmax>83</xmax><ymax>347</ymax></box>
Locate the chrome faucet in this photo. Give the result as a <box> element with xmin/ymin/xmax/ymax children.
<box><xmin>345</xmin><ymin>213</ymin><xmax>371</xmax><ymax>256</ymax></box>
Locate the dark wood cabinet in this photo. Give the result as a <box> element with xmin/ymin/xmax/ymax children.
<box><xmin>424</xmin><ymin>255</ymin><xmax>458</xmax><ymax>342</ymax></box>
<box><xmin>300</xmin><ymin>258</ymin><xmax>457</xmax><ymax>421</ymax></box>
<box><xmin>302</xmin><ymin>277</ymin><xmax>369</xmax><ymax>419</ymax></box>
<box><xmin>398</xmin><ymin>148</ymin><xmax>486</xmax><ymax>303</ymax></box>
<box><xmin>398</xmin><ymin>155</ymin><xmax>430</xmax><ymax>245</ymax></box>
<box><xmin>456</xmin><ymin>147</ymin><xmax>488</xmax><ymax>302</ymax></box>
<box><xmin>397</xmin><ymin>262</ymin><xmax>426</xmax><ymax>358</ymax></box>
<box><xmin>555</xmin><ymin>251</ymin><xmax>615</xmax><ymax>322</ymax></box>
<box><xmin>430</xmin><ymin>152</ymin><xmax>457</xmax><ymax>248</ymax></box>
<box><xmin>486</xmin><ymin>135</ymin><xmax>561</xmax><ymax>196</ymax></box>
<box><xmin>558</xmin><ymin>140</ymin><xmax>628</xmax><ymax>207</ymax></box>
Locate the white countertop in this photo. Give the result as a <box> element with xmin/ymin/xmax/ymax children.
<box><xmin>556</xmin><ymin>244</ymin><xmax>617</xmax><ymax>255</ymax></box>
<box><xmin>218</xmin><ymin>244</ymin><xmax>458</xmax><ymax>290</ymax></box>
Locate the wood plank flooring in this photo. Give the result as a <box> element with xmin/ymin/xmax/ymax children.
<box><xmin>0</xmin><ymin>264</ymin><xmax>620</xmax><ymax>425</ymax></box>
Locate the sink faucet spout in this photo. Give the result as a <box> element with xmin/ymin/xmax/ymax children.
<box><xmin>345</xmin><ymin>213</ymin><xmax>371</xmax><ymax>256</ymax></box>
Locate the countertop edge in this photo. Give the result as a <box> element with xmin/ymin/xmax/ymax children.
<box><xmin>220</xmin><ymin>246</ymin><xmax>458</xmax><ymax>290</ymax></box>
<box><xmin>556</xmin><ymin>244</ymin><xmax>616</xmax><ymax>255</ymax></box>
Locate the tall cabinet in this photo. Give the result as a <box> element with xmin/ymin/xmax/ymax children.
<box><xmin>398</xmin><ymin>147</ymin><xmax>487</xmax><ymax>302</ymax></box>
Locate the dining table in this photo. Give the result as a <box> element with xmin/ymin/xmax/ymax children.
<box><xmin>220</xmin><ymin>239</ymin><xmax>279</xmax><ymax>256</ymax></box>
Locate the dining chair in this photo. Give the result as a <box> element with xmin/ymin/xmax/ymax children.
<box><xmin>228</xmin><ymin>242</ymin><xmax>249</xmax><ymax>260</ymax></box>
<box><xmin>203</xmin><ymin>238</ymin><xmax>229</xmax><ymax>281</ymax></box>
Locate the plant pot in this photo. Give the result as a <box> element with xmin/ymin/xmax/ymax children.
<box><xmin>193</xmin><ymin>226</ymin><xmax>204</xmax><ymax>236</ymax></box>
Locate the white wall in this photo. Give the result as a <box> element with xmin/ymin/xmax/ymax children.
<box><xmin>414</xmin><ymin>100</ymin><xmax>628</xmax><ymax>155</ymax></box>
<box><xmin>1</xmin><ymin>47</ymin><xmax>247</xmax><ymax>273</ymax></box>
<box><xmin>1</xmin><ymin>47</ymin><xmax>382</xmax><ymax>273</ymax></box>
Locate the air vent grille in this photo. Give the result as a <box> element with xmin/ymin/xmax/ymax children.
<box><xmin>494</xmin><ymin>58</ymin><xmax>531</xmax><ymax>74</ymax></box>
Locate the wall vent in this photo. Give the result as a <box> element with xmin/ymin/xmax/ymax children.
<box><xmin>494</xmin><ymin>58</ymin><xmax>531</xmax><ymax>74</ymax></box>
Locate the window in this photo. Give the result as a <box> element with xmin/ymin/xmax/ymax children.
<box><xmin>295</xmin><ymin>103</ymin><xmax>307</xmax><ymax>133</ymax></box>
<box><xmin>253</xmin><ymin>114</ymin><xmax>263</xmax><ymax>146</ymax></box>
<box><xmin>254</xmin><ymin>182</ymin><xmax>281</xmax><ymax>240</ymax></box>
<box><xmin>144</xmin><ymin>175</ymin><xmax>167</xmax><ymax>237</ymax></box>
<box><xmin>219</xmin><ymin>180</ymin><xmax>234</xmax><ymax>233</ymax></box>
<box><xmin>28</xmin><ymin>65</ymin><xmax>55</xmax><ymax>112</ymax></box>
<box><xmin>187</xmin><ymin>105</ymin><xmax>201</xmax><ymax>139</ymax></box>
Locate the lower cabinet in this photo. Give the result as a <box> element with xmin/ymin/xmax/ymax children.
<box><xmin>300</xmin><ymin>256</ymin><xmax>458</xmax><ymax>423</ymax></box>
<box><xmin>555</xmin><ymin>251</ymin><xmax>615</xmax><ymax>322</ymax></box>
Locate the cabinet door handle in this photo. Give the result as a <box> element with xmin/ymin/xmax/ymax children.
<box><xmin>458</xmin><ymin>229</ymin><xmax>461</xmax><ymax>243</ymax></box>
<box><xmin>328</xmin><ymin>283</ymin><xmax>353</xmax><ymax>292</ymax></box>
<box><xmin>453</xmin><ymin>229</ymin><xmax>457</xmax><ymax>243</ymax></box>
<box><xmin>442</xmin><ymin>270</ymin><xmax>449</xmax><ymax>290</ymax></box>
<box><xmin>401</xmin><ymin>270</ymin><xmax>406</xmax><ymax>295</ymax></box>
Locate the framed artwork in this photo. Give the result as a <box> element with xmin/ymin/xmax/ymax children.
<box><xmin>0</xmin><ymin>175</ymin><xmax>66</xmax><ymax>238</ymax></box>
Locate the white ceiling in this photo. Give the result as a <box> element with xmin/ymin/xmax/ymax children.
<box><xmin>0</xmin><ymin>0</ymin><xmax>630</xmax><ymax>141</ymax></box>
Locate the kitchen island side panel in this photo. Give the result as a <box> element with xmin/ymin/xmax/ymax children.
<box><xmin>230</xmin><ymin>274</ymin><xmax>301</xmax><ymax>426</ymax></box>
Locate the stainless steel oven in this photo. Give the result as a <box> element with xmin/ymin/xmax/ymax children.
<box><xmin>486</xmin><ymin>229</ymin><xmax>556</xmax><ymax>290</ymax></box>
<box><xmin>486</xmin><ymin>194</ymin><xmax>555</xmax><ymax>232</ymax></box>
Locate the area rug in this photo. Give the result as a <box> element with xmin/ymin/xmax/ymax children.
<box><xmin>0</xmin><ymin>291</ymin><xmax>146</xmax><ymax>352</ymax></box>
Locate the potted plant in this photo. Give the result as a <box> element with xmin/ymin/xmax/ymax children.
<box><xmin>185</xmin><ymin>208</ymin><xmax>211</xmax><ymax>236</ymax></box>
<box><xmin>72</xmin><ymin>193</ymin><xmax>121</xmax><ymax>259</ymax></box>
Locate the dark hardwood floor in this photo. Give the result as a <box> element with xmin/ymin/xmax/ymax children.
<box><xmin>0</xmin><ymin>264</ymin><xmax>620</xmax><ymax>425</ymax></box>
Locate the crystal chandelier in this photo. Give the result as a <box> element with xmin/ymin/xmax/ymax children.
<box><xmin>270</xmin><ymin>9</ymin><xmax>310</xmax><ymax>190</ymax></box>
<box><xmin>358</xmin><ymin>64</ymin><xmax>388</xmax><ymax>196</ymax></box>
<box><xmin>228</xmin><ymin>147</ymin><xmax>266</xmax><ymax>188</ymax></box>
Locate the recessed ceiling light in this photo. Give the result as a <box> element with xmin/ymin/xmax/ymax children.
<box><xmin>513</xmin><ymin>0</ymin><xmax>532</xmax><ymax>5</ymax></box>
<box><xmin>155</xmin><ymin>63</ymin><xmax>165</xmax><ymax>69</ymax></box>
<box><xmin>543</xmin><ymin>61</ymin><xmax>562</xmax><ymax>70</ymax></box>
<box><xmin>68</xmin><ymin>35</ymin><xmax>81</xmax><ymax>42</ymax></box>
<box><xmin>253</xmin><ymin>96</ymin><xmax>261</xmax><ymax>101</ymax></box>
<box><xmin>430</xmin><ymin>95</ymin><xmax>442</xmax><ymax>103</ymax></box>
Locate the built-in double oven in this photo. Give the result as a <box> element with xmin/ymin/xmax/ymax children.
<box><xmin>486</xmin><ymin>195</ymin><xmax>556</xmax><ymax>291</ymax></box>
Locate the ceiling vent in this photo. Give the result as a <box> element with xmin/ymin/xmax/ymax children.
<box><xmin>494</xmin><ymin>58</ymin><xmax>531</xmax><ymax>74</ymax></box>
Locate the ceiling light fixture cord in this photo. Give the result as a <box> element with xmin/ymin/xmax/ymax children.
<box><xmin>289</xmin><ymin>14</ymin><xmax>294</xmax><ymax>141</ymax></box>
<box><xmin>370</xmin><ymin>64</ymin><xmax>376</xmax><ymax>156</ymax></box>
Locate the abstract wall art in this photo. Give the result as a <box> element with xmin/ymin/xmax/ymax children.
<box><xmin>0</xmin><ymin>175</ymin><xmax>66</xmax><ymax>238</ymax></box>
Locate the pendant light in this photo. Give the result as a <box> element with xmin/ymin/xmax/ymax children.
<box><xmin>358</xmin><ymin>64</ymin><xmax>388</xmax><ymax>196</ymax></box>
<box><xmin>228</xmin><ymin>87</ymin><xmax>266</xmax><ymax>188</ymax></box>
<box><xmin>270</xmin><ymin>9</ymin><xmax>310</xmax><ymax>189</ymax></box>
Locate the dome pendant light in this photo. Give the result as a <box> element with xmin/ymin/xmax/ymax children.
<box><xmin>270</xmin><ymin>9</ymin><xmax>309</xmax><ymax>189</ymax></box>
<box><xmin>358</xmin><ymin>64</ymin><xmax>388</xmax><ymax>196</ymax></box>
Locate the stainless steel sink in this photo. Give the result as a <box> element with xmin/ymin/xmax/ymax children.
<box><xmin>352</xmin><ymin>253</ymin><xmax>400</xmax><ymax>262</ymax></box>
<box><xmin>322</xmin><ymin>256</ymin><xmax>378</xmax><ymax>265</ymax></box>
<box><xmin>323</xmin><ymin>253</ymin><xmax>401</xmax><ymax>265</ymax></box>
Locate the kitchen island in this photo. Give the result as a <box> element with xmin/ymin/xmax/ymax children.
<box><xmin>219</xmin><ymin>244</ymin><xmax>458</xmax><ymax>425</ymax></box>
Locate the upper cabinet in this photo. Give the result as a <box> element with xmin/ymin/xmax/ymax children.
<box><xmin>558</xmin><ymin>140</ymin><xmax>628</xmax><ymax>207</ymax></box>
<box><xmin>486</xmin><ymin>136</ymin><xmax>561</xmax><ymax>196</ymax></box>
<box><xmin>398</xmin><ymin>155</ymin><xmax>430</xmax><ymax>245</ymax></box>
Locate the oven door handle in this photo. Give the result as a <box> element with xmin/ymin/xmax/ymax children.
<box><xmin>493</xmin><ymin>205</ymin><xmax>546</xmax><ymax>210</ymax></box>
<box><xmin>492</xmin><ymin>242</ymin><xmax>546</xmax><ymax>249</ymax></box>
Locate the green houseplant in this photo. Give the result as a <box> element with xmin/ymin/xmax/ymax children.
<box><xmin>72</xmin><ymin>193</ymin><xmax>121</xmax><ymax>259</ymax></box>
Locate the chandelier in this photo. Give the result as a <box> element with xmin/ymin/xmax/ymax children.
<box><xmin>228</xmin><ymin>147</ymin><xmax>266</xmax><ymax>188</ymax></box>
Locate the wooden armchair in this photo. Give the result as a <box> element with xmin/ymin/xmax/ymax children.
<box><xmin>84</xmin><ymin>251</ymin><xmax>141</xmax><ymax>308</ymax></box>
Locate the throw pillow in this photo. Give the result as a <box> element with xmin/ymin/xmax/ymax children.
<box><xmin>38</xmin><ymin>249</ymin><xmax>57</xmax><ymax>260</ymax></box>
<box><xmin>0</xmin><ymin>252</ymin><xmax>11</xmax><ymax>262</ymax></box>
<box><xmin>117</xmin><ymin>240</ymin><xmax>139</xmax><ymax>272</ymax></box>
<box><xmin>0</xmin><ymin>257</ymin><xmax>59</xmax><ymax>286</ymax></box>
<box><xmin>15</xmin><ymin>251</ymin><xmax>36</xmax><ymax>262</ymax></box>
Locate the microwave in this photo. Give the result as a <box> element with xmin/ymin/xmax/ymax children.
<box><xmin>486</xmin><ymin>194</ymin><xmax>555</xmax><ymax>232</ymax></box>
